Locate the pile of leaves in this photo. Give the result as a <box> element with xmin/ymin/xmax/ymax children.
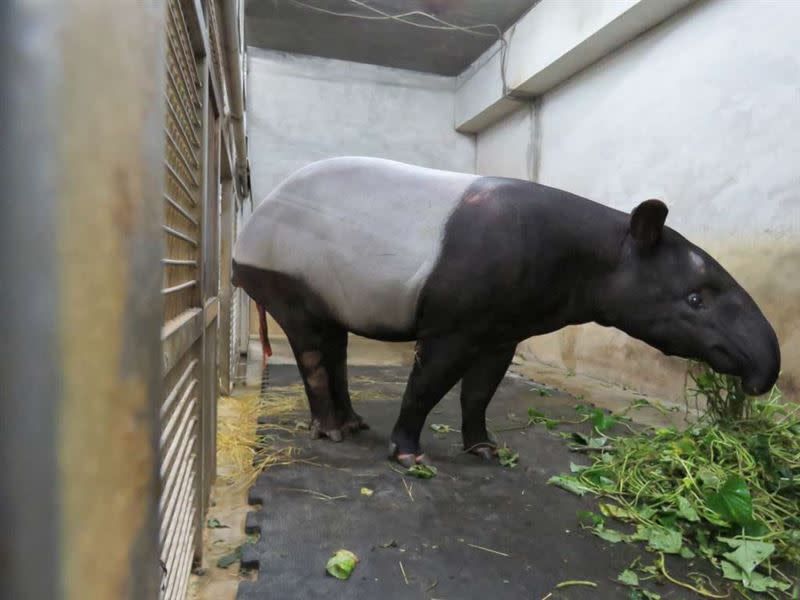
<box><xmin>548</xmin><ymin>367</ymin><xmax>800</xmax><ymax>596</ymax></box>
<box><xmin>685</xmin><ymin>362</ymin><xmax>757</xmax><ymax>422</ymax></box>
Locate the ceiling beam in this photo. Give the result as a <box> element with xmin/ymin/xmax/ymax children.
<box><xmin>455</xmin><ymin>0</ymin><xmax>697</xmax><ymax>133</ymax></box>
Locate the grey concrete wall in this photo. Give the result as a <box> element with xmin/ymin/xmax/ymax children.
<box><xmin>477</xmin><ymin>0</ymin><xmax>800</xmax><ymax>400</ymax></box>
<box><xmin>246</xmin><ymin>48</ymin><xmax>475</xmax><ymax>205</ymax></box>
<box><xmin>475</xmin><ymin>104</ymin><xmax>536</xmax><ymax>180</ymax></box>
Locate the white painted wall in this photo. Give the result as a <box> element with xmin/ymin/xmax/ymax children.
<box><xmin>536</xmin><ymin>0</ymin><xmax>800</xmax><ymax>239</ymax></box>
<box><xmin>478</xmin><ymin>0</ymin><xmax>800</xmax><ymax>399</ymax></box>
<box><xmin>246</xmin><ymin>48</ymin><xmax>475</xmax><ymax>205</ymax></box>
<box><xmin>475</xmin><ymin>104</ymin><xmax>535</xmax><ymax>180</ymax></box>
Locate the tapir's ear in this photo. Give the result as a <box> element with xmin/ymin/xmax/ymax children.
<box><xmin>630</xmin><ymin>199</ymin><xmax>668</xmax><ymax>250</ymax></box>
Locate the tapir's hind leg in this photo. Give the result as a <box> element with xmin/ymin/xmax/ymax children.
<box><xmin>460</xmin><ymin>344</ymin><xmax>516</xmax><ymax>461</ymax></box>
<box><xmin>234</xmin><ymin>263</ymin><xmax>364</xmax><ymax>442</ymax></box>
<box><xmin>389</xmin><ymin>335</ymin><xmax>474</xmax><ymax>466</ymax></box>
<box><xmin>283</xmin><ymin>322</ymin><xmax>355</xmax><ymax>442</ymax></box>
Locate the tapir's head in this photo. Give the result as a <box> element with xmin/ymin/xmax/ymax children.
<box><xmin>602</xmin><ymin>199</ymin><xmax>780</xmax><ymax>395</ymax></box>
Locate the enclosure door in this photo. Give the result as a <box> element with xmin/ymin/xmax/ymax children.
<box><xmin>159</xmin><ymin>0</ymin><xmax>219</xmax><ymax>597</ymax></box>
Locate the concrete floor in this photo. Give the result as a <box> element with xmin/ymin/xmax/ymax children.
<box><xmin>191</xmin><ymin>334</ymin><xmax>698</xmax><ymax>600</ymax></box>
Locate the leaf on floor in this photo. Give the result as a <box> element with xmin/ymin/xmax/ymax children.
<box><xmin>592</xmin><ymin>527</ymin><xmax>628</xmax><ymax>544</ymax></box>
<box><xmin>406</xmin><ymin>464</ymin><xmax>437</xmax><ymax>479</ymax></box>
<box><xmin>216</xmin><ymin>546</ymin><xmax>242</xmax><ymax>569</ymax></box>
<box><xmin>547</xmin><ymin>475</ymin><xmax>591</xmax><ymax>496</ymax></box>
<box><xmin>206</xmin><ymin>518</ymin><xmax>229</xmax><ymax>529</ymax></box>
<box><xmin>326</xmin><ymin>549</ymin><xmax>358</xmax><ymax>580</ymax></box>
<box><xmin>497</xmin><ymin>446</ymin><xmax>519</xmax><ymax>468</ymax></box>
<box><xmin>430</xmin><ymin>423</ymin><xmax>454</xmax><ymax>434</ymax></box>
<box><xmin>617</xmin><ymin>568</ymin><xmax>639</xmax><ymax>587</ymax></box>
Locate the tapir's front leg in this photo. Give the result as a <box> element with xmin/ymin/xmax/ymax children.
<box><xmin>460</xmin><ymin>343</ymin><xmax>516</xmax><ymax>460</ymax></box>
<box><xmin>389</xmin><ymin>335</ymin><xmax>475</xmax><ymax>466</ymax></box>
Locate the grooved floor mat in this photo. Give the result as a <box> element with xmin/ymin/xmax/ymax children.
<box><xmin>237</xmin><ymin>364</ymin><xmax>706</xmax><ymax>599</ymax></box>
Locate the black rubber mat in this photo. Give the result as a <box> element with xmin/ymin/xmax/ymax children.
<box><xmin>237</xmin><ymin>364</ymin><xmax>708</xmax><ymax>599</ymax></box>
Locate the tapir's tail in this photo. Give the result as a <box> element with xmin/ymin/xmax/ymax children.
<box><xmin>256</xmin><ymin>302</ymin><xmax>273</xmax><ymax>367</ymax></box>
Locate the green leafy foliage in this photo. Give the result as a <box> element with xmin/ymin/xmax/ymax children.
<box><xmin>686</xmin><ymin>361</ymin><xmax>751</xmax><ymax>422</ymax></box>
<box><xmin>549</xmin><ymin>364</ymin><xmax>799</xmax><ymax>593</ymax></box>
<box><xmin>627</xmin><ymin>588</ymin><xmax>662</xmax><ymax>600</ymax></box>
<box><xmin>588</xmin><ymin>408</ymin><xmax>618</xmax><ymax>433</ymax></box>
<box><xmin>706</xmin><ymin>475</ymin><xmax>753</xmax><ymax>526</ymax></box>
<box><xmin>617</xmin><ymin>569</ymin><xmax>639</xmax><ymax>586</ymax></box>
<box><xmin>547</xmin><ymin>475</ymin><xmax>590</xmax><ymax>496</ymax></box>
<box><xmin>527</xmin><ymin>408</ymin><xmax>560</xmax><ymax>430</ymax></box>
<box><xmin>624</xmin><ymin>397</ymin><xmax>678</xmax><ymax>416</ymax></box>
<box><xmin>406</xmin><ymin>463</ymin><xmax>437</xmax><ymax>479</ymax></box>
<box><xmin>429</xmin><ymin>423</ymin><xmax>455</xmax><ymax>434</ymax></box>
<box><xmin>577</xmin><ymin>510</ymin><xmax>605</xmax><ymax>528</ymax></box>
<box><xmin>645</xmin><ymin>528</ymin><xmax>682</xmax><ymax>554</ymax></box>
<box><xmin>600</xmin><ymin>503</ymin><xmax>637</xmax><ymax>520</ymax></box>
<box><xmin>675</xmin><ymin>496</ymin><xmax>699</xmax><ymax>522</ymax></box>
<box><xmin>593</xmin><ymin>527</ymin><xmax>627</xmax><ymax>544</ymax></box>
<box><xmin>497</xmin><ymin>446</ymin><xmax>519</xmax><ymax>468</ymax></box>
<box><xmin>721</xmin><ymin>559</ymin><xmax>790</xmax><ymax>592</ymax></box>
<box><xmin>719</xmin><ymin>537</ymin><xmax>775</xmax><ymax>575</ymax></box>
<box><xmin>568</xmin><ymin>431</ymin><xmax>609</xmax><ymax>451</ymax></box>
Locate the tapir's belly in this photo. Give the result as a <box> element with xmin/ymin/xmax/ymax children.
<box><xmin>234</xmin><ymin>157</ymin><xmax>478</xmax><ymax>334</ymax></box>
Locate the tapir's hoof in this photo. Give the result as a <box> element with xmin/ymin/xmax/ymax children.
<box><xmin>468</xmin><ymin>443</ymin><xmax>498</xmax><ymax>462</ymax></box>
<box><xmin>342</xmin><ymin>415</ymin><xmax>370</xmax><ymax>433</ymax></box>
<box><xmin>310</xmin><ymin>420</ymin><xmax>344</xmax><ymax>442</ymax></box>
<box><xmin>395</xmin><ymin>453</ymin><xmax>417</xmax><ymax>468</ymax></box>
<box><xmin>388</xmin><ymin>442</ymin><xmax>429</xmax><ymax>467</ymax></box>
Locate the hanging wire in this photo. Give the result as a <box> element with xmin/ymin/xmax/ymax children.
<box><xmin>285</xmin><ymin>0</ymin><xmax>512</xmax><ymax>96</ymax></box>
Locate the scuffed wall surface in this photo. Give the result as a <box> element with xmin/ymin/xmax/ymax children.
<box><xmin>246</xmin><ymin>48</ymin><xmax>475</xmax><ymax>204</ymax></box>
<box><xmin>475</xmin><ymin>105</ymin><xmax>536</xmax><ymax>180</ymax></box>
<box><xmin>480</xmin><ymin>0</ymin><xmax>800</xmax><ymax>400</ymax></box>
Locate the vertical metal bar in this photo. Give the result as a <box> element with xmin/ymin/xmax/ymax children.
<box><xmin>208</xmin><ymin>100</ymin><xmax>222</xmax><ymax>512</ymax></box>
<box><xmin>218</xmin><ymin>179</ymin><xmax>234</xmax><ymax>395</ymax></box>
<box><xmin>1</xmin><ymin>1</ymin><xmax>166</xmax><ymax>600</ymax></box>
<box><xmin>237</xmin><ymin>231</ymin><xmax>251</xmax><ymax>356</ymax></box>
<box><xmin>194</xmin><ymin>58</ymin><xmax>211</xmax><ymax>562</ymax></box>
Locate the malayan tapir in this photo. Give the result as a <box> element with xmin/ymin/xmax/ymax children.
<box><xmin>232</xmin><ymin>156</ymin><xmax>780</xmax><ymax>467</ymax></box>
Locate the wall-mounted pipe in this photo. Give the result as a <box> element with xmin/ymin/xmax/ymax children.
<box><xmin>221</xmin><ymin>0</ymin><xmax>250</xmax><ymax>205</ymax></box>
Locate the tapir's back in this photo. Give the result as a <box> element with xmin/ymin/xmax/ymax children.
<box><xmin>233</xmin><ymin>156</ymin><xmax>478</xmax><ymax>335</ymax></box>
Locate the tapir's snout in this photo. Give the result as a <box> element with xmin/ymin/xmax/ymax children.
<box><xmin>741</xmin><ymin>321</ymin><xmax>781</xmax><ymax>396</ymax></box>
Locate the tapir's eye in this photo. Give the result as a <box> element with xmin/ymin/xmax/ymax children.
<box><xmin>686</xmin><ymin>292</ymin><xmax>703</xmax><ymax>309</ymax></box>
